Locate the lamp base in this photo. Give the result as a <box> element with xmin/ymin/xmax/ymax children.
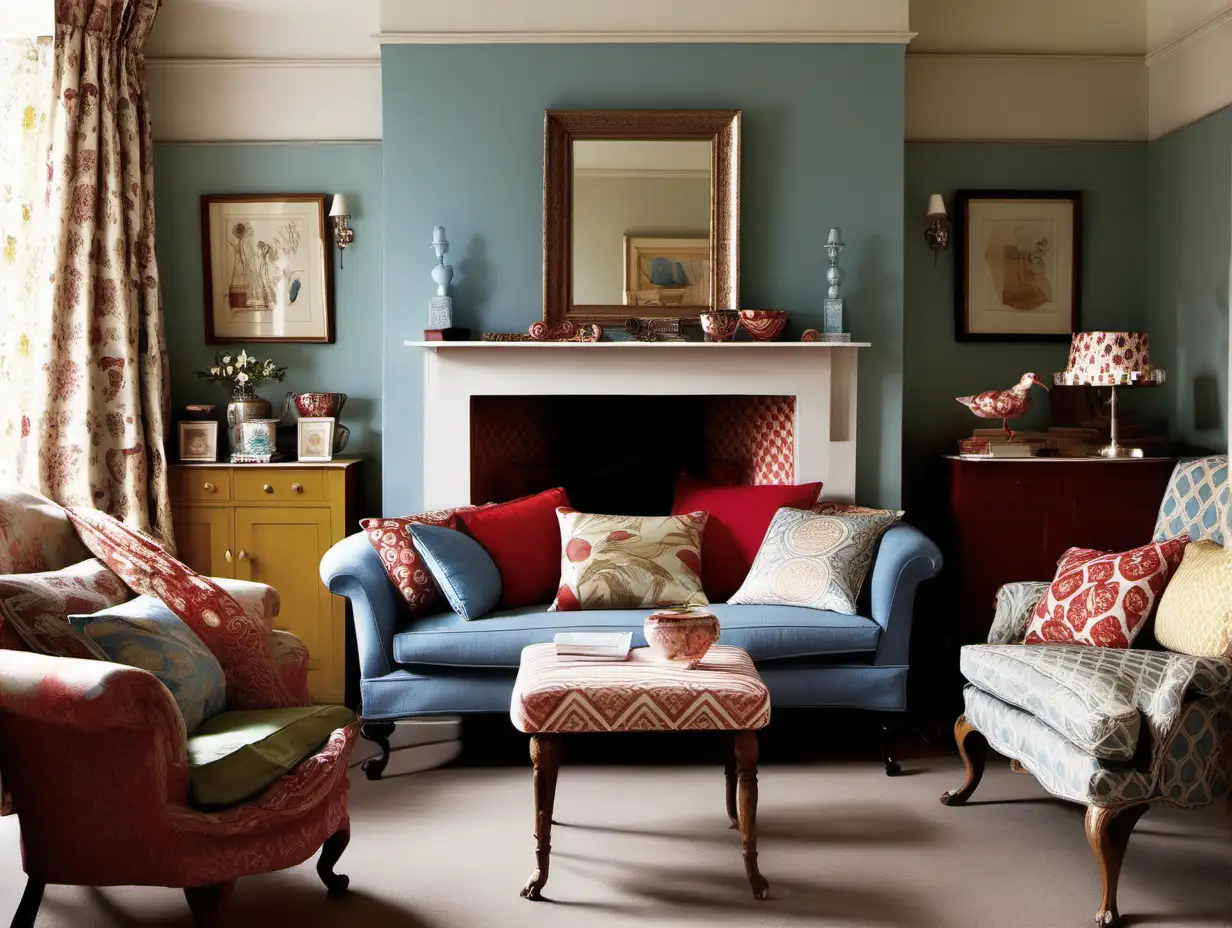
<box><xmin>1098</xmin><ymin>444</ymin><xmax>1144</xmax><ymax>459</ymax></box>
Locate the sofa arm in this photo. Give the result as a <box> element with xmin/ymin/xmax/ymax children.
<box><xmin>988</xmin><ymin>581</ymin><xmax>1050</xmax><ymax>644</ymax></box>
<box><xmin>320</xmin><ymin>531</ymin><xmax>403</xmax><ymax>681</ymax></box>
<box><xmin>270</xmin><ymin>629</ymin><xmax>311</xmax><ymax>704</ymax></box>
<box><xmin>0</xmin><ymin>651</ymin><xmax>190</xmax><ymax>817</ymax></box>
<box><xmin>210</xmin><ymin>577</ymin><xmax>280</xmax><ymax>632</ymax></box>
<box><xmin>870</xmin><ymin>523</ymin><xmax>943</xmax><ymax>666</ymax></box>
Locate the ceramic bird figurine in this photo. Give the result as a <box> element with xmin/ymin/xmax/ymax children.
<box><xmin>956</xmin><ymin>373</ymin><xmax>1050</xmax><ymax>441</ymax></box>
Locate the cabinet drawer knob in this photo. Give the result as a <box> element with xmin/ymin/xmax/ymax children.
<box><xmin>203</xmin><ymin>482</ymin><xmax>216</xmax><ymax>493</ymax></box>
<box><xmin>224</xmin><ymin>548</ymin><xmax>233</xmax><ymax>563</ymax></box>
<box><xmin>292</xmin><ymin>482</ymin><xmax>303</xmax><ymax>493</ymax></box>
<box><xmin>263</xmin><ymin>484</ymin><xmax>273</xmax><ymax>493</ymax></box>
<box><xmin>237</xmin><ymin>549</ymin><xmax>248</xmax><ymax>561</ymax></box>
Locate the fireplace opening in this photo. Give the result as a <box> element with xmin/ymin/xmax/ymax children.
<box><xmin>470</xmin><ymin>395</ymin><xmax>795</xmax><ymax>514</ymax></box>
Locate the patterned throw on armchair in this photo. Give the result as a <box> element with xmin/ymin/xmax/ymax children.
<box><xmin>0</xmin><ymin>482</ymin><xmax>359</xmax><ymax>928</ymax></box>
<box><xmin>941</xmin><ymin>456</ymin><xmax>1232</xmax><ymax>928</ymax></box>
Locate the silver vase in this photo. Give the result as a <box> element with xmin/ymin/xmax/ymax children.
<box><xmin>226</xmin><ymin>388</ymin><xmax>272</xmax><ymax>454</ymax></box>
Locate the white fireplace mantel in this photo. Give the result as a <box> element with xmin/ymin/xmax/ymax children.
<box><xmin>405</xmin><ymin>340</ymin><xmax>870</xmax><ymax>507</ymax></box>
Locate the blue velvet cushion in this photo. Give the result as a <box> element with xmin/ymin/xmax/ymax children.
<box><xmin>71</xmin><ymin>596</ymin><xmax>227</xmax><ymax>732</ymax></box>
<box><xmin>409</xmin><ymin>523</ymin><xmax>501</xmax><ymax>621</ymax></box>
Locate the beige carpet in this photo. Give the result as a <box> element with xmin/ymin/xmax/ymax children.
<box><xmin>2</xmin><ymin>756</ymin><xmax>1229</xmax><ymax>928</ymax></box>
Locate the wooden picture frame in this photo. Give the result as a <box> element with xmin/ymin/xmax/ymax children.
<box><xmin>201</xmin><ymin>194</ymin><xmax>334</xmax><ymax>343</ymax></box>
<box><xmin>543</xmin><ymin>110</ymin><xmax>741</xmax><ymax>325</ymax></box>
<box><xmin>954</xmin><ymin>190</ymin><xmax>1082</xmax><ymax>342</ymax></box>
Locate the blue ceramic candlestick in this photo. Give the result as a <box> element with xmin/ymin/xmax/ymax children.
<box><xmin>428</xmin><ymin>225</ymin><xmax>454</xmax><ymax>329</ymax></box>
<box><xmin>822</xmin><ymin>227</ymin><xmax>850</xmax><ymax>342</ymax></box>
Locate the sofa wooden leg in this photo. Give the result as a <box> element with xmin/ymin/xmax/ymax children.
<box><xmin>1086</xmin><ymin>803</ymin><xmax>1149</xmax><ymax>928</ymax></box>
<box><xmin>880</xmin><ymin>720</ymin><xmax>902</xmax><ymax>776</ymax></box>
<box><xmin>360</xmin><ymin>721</ymin><xmax>396</xmax><ymax>781</ymax></box>
<box><xmin>184</xmin><ymin>881</ymin><xmax>235</xmax><ymax>928</ymax></box>
<box><xmin>318</xmin><ymin>827</ymin><xmax>352</xmax><ymax>894</ymax></box>
<box><xmin>940</xmin><ymin>714</ymin><xmax>988</xmax><ymax>806</ymax></box>
<box><xmin>10</xmin><ymin>877</ymin><xmax>44</xmax><ymax>928</ymax></box>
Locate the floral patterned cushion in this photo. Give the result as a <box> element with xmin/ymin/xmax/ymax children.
<box><xmin>1153</xmin><ymin>455</ymin><xmax>1228</xmax><ymax>546</ymax></box>
<box><xmin>962</xmin><ymin>644</ymin><xmax>1232</xmax><ymax>760</ymax></box>
<box><xmin>360</xmin><ymin>511</ymin><xmax>458</xmax><ymax>616</ymax></box>
<box><xmin>66</xmin><ymin>506</ymin><xmax>298</xmax><ymax>710</ymax></box>
<box><xmin>0</xmin><ymin>559</ymin><xmax>128</xmax><ymax>660</ymax></box>
<box><xmin>729</xmin><ymin>507</ymin><xmax>900</xmax><ymax>615</ymax></box>
<box><xmin>550</xmin><ymin>510</ymin><xmax>708</xmax><ymax>611</ymax></box>
<box><xmin>1023</xmin><ymin>540</ymin><xmax>1188</xmax><ymax>648</ymax></box>
<box><xmin>0</xmin><ymin>480</ymin><xmax>90</xmax><ymax>574</ymax></box>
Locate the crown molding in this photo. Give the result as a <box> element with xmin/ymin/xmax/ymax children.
<box><xmin>146</xmin><ymin>57</ymin><xmax>380</xmax><ymax>69</ymax></box>
<box><xmin>375</xmin><ymin>30</ymin><xmax>917</xmax><ymax>45</ymax></box>
<box><xmin>1147</xmin><ymin>2</ymin><xmax>1232</xmax><ymax>64</ymax></box>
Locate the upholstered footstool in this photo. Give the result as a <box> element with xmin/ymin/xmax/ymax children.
<box><xmin>510</xmin><ymin>643</ymin><xmax>772</xmax><ymax>901</ymax></box>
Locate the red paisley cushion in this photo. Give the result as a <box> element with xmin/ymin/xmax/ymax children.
<box><xmin>361</xmin><ymin>511</ymin><xmax>458</xmax><ymax>616</ymax></box>
<box><xmin>66</xmin><ymin>507</ymin><xmax>298</xmax><ymax>710</ymax></box>
<box><xmin>1024</xmin><ymin>538</ymin><xmax>1188</xmax><ymax>648</ymax></box>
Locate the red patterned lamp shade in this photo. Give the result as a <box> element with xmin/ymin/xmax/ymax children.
<box><xmin>1053</xmin><ymin>331</ymin><xmax>1166</xmax><ymax>387</ymax></box>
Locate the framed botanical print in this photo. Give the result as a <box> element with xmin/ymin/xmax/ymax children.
<box><xmin>201</xmin><ymin>194</ymin><xmax>333</xmax><ymax>343</ymax></box>
<box><xmin>954</xmin><ymin>190</ymin><xmax>1082</xmax><ymax>341</ymax></box>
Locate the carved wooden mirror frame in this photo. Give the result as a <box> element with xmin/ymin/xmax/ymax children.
<box><xmin>543</xmin><ymin>109</ymin><xmax>741</xmax><ymax>325</ymax></box>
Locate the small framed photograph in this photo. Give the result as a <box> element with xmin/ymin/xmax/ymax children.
<box><xmin>955</xmin><ymin>190</ymin><xmax>1082</xmax><ymax>342</ymax></box>
<box><xmin>179</xmin><ymin>421</ymin><xmax>219</xmax><ymax>463</ymax></box>
<box><xmin>201</xmin><ymin>194</ymin><xmax>334</xmax><ymax>344</ymax></box>
<box><xmin>297</xmin><ymin>417</ymin><xmax>336</xmax><ymax>462</ymax></box>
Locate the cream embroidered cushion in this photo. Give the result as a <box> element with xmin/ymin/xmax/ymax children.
<box><xmin>550</xmin><ymin>509</ymin><xmax>708</xmax><ymax>611</ymax></box>
<box><xmin>728</xmin><ymin>507</ymin><xmax>899</xmax><ymax>615</ymax></box>
<box><xmin>1154</xmin><ymin>540</ymin><xmax>1232</xmax><ymax>659</ymax></box>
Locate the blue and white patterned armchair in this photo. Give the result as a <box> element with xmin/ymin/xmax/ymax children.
<box><xmin>941</xmin><ymin>456</ymin><xmax>1232</xmax><ymax>928</ymax></box>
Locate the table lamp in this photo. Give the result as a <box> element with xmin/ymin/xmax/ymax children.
<box><xmin>1053</xmin><ymin>331</ymin><xmax>1165</xmax><ymax>458</ymax></box>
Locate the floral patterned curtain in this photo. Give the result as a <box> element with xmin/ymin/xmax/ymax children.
<box><xmin>0</xmin><ymin>0</ymin><xmax>172</xmax><ymax>543</ymax></box>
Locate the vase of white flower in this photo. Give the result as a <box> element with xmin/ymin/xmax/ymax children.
<box><xmin>197</xmin><ymin>350</ymin><xmax>288</xmax><ymax>454</ymax></box>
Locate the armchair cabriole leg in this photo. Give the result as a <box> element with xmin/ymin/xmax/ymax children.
<box><xmin>360</xmin><ymin>721</ymin><xmax>396</xmax><ymax>781</ymax></box>
<box><xmin>184</xmin><ymin>880</ymin><xmax>235</xmax><ymax>928</ymax></box>
<box><xmin>10</xmin><ymin>877</ymin><xmax>44</xmax><ymax>928</ymax></box>
<box><xmin>940</xmin><ymin>715</ymin><xmax>988</xmax><ymax>806</ymax></box>
<box><xmin>317</xmin><ymin>827</ymin><xmax>351</xmax><ymax>894</ymax></box>
<box><xmin>1086</xmin><ymin>803</ymin><xmax>1149</xmax><ymax>928</ymax></box>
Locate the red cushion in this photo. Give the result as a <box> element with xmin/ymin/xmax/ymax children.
<box><xmin>457</xmin><ymin>488</ymin><xmax>570</xmax><ymax>609</ymax></box>
<box><xmin>671</xmin><ymin>476</ymin><xmax>823</xmax><ymax>601</ymax></box>
<box><xmin>361</xmin><ymin>511</ymin><xmax>459</xmax><ymax>617</ymax></box>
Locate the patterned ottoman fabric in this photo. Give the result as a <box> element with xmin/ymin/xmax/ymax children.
<box><xmin>962</xmin><ymin>644</ymin><xmax>1232</xmax><ymax>761</ymax></box>
<box><xmin>1153</xmin><ymin>455</ymin><xmax>1228</xmax><ymax>546</ymax></box>
<box><xmin>511</xmin><ymin>644</ymin><xmax>770</xmax><ymax>734</ymax></box>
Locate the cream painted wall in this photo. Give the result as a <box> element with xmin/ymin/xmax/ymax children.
<box><xmin>146</xmin><ymin>0</ymin><xmax>380</xmax><ymax>58</ymax></box>
<box><xmin>1148</xmin><ymin>0</ymin><xmax>1231</xmax><ymax>49</ymax></box>
<box><xmin>1148</xmin><ymin>10</ymin><xmax>1232</xmax><ymax>138</ymax></box>
<box><xmin>911</xmin><ymin>0</ymin><xmax>1147</xmax><ymax>54</ymax></box>
<box><xmin>572</xmin><ymin>175</ymin><xmax>710</xmax><ymax>305</ymax></box>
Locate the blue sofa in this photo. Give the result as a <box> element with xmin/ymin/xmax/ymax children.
<box><xmin>320</xmin><ymin>522</ymin><xmax>943</xmax><ymax>776</ymax></box>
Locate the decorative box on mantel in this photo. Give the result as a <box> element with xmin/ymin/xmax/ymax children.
<box><xmin>403</xmin><ymin>340</ymin><xmax>870</xmax><ymax>510</ymax></box>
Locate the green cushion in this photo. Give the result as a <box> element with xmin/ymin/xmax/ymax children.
<box><xmin>187</xmin><ymin>704</ymin><xmax>355</xmax><ymax>808</ymax></box>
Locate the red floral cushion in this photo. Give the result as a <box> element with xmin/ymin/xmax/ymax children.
<box><xmin>457</xmin><ymin>488</ymin><xmax>570</xmax><ymax>609</ymax></box>
<box><xmin>1024</xmin><ymin>539</ymin><xmax>1189</xmax><ymax>648</ymax></box>
<box><xmin>671</xmin><ymin>476</ymin><xmax>823</xmax><ymax>601</ymax></box>
<box><xmin>0</xmin><ymin>559</ymin><xmax>127</xmax><ymax>659</ymax></box>
<box><xmin>66</xmin><ymin>507</ymin><xmax>298</xmax><ymax>709</ymax></box>
<box><xmin>360</xmin><ymin>511</ymin><xmax>459</xmax><ymax>616</ymax></box>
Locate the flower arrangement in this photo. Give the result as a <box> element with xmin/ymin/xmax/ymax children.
<box><xmin>197</xmin><ymin>349</ymin><xmax>287</xmax><ymax>398</ymax></box>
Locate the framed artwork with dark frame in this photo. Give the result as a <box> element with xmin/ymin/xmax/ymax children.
<box><xmin>954</xmin><ymin>190</ymin><xmax>1082</xmax><ymax>342</ymax></box>
<box><xmin>201</xmin><ymin>194</ymin><xmax>334</xmax><ymax>343</ymax></box>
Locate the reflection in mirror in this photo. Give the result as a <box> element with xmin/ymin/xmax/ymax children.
<box><xmin>571</xmin><ymin>140</ymin><xmax>712</xmax><ymax>308</ymax></box>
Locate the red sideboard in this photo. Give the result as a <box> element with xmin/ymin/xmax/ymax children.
<box><xmin>946</xmin><ymin>456</ymin><xmax>1177</xmax><ymax>644</ymax></box>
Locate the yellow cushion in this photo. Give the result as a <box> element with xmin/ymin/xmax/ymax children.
<box><xmin>1154</xmin><ymin>541</ymin><xmax>1232</xmax><ymax>659</ymax></box>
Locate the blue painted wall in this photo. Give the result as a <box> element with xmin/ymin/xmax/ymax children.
<box><xmin>154</xmin><ymin>142</ymin><xmax>385</xmax><ymax>517</ymax></box>
<box><xmin>1150</xmin><ymin>106</ymin><xmax>1232</xmax><ymax>453</ymax></box>
<box><xmin>380</xmin><ymin>44</ymin><xmax>906</xmax><ymax>516</ymax></box>
<box><xmin>903</xmin><ymin>142</ymin><xmax>1152</xmax><ymax>514</ymax></box>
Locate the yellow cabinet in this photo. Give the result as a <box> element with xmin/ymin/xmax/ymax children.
<box><xmin>169</xmin><ymin>460</ymin><xmax>358</xmax><ymax>704</ymax></box>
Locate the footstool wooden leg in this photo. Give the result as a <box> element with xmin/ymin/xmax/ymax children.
<box><xmin>724</xmin><ymin>749</ymin><xmax>739</xmax><ymax>829</ymax></box>
<box><xmin>734</xmin><ymin>730</ymin><xmax>769</xmax><ymax>900</ymax></box>
<box><xmin>521</xmin><ymin>734</ymin><xmax>561</xmax><ymax>901</ymax></box>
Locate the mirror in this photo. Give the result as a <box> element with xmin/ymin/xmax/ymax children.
<box><xmin>543</xmin><ymin>110</ymin><xmax>740</xmax><ymax>325</ymax></box>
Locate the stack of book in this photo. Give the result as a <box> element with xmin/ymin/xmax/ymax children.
<box><xmin>553</xmin><ymin>632</ymin><xmax>632</xmax><ymax>662</ymax></box>
<box><xmin>958</xmin><ymin>429</ymin><xmax>1058</xmax><ymax>459</ymax></box>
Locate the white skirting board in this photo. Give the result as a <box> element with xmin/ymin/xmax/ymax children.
<box><xmin>349</xmin><ymin>717</ymin><xmax>462</xmax><ymax>776</ymax></box>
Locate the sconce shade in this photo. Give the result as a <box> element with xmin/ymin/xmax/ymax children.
<box><xmin>927</xmin><ymin>194</ymin><xmax>947</xmax><ymax>218</ymax></box>
<box><xmin>328</xmin><ymin>194</ymin><xmax>350</xmax><ymax>218</ymax></box>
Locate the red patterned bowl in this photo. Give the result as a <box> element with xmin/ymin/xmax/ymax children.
<box><xmin>700</xmin><ymin>311</ymin><xmax>740</xmax><ymax>343</ymax></box>
<box><xmin>644</xmin><ymin>608</ymin><xmax>720</xmax><ymax>667</ymax></box>
<box><xmin>292</xmin><ymin>392</ymin><xmax>348</xmax><ymax>418</ymax></box>
<box><xmin>738</xmin><ymin>310</ymin><xmax>789</xmax><ymax>341</ymax></box>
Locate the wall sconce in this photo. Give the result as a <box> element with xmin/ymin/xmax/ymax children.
<box><xmin>329</xmin><ymin>194</ymin><xmax>354</xmax><ymax>268</ymax></box>
<box><xmin>925</xmin><ymin>193</ymin><xmax>949</xmax><ymax>266</ymax></box>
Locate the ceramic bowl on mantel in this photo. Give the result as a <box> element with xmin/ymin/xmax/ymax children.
<box><xmin>700</xmin><ymin>310</ymin><xmax>740</xmax><ymax>343</ymax></box>
<box><xmin>644</xmin><ymin>607</ymin><xmax>720</xmax><ymax>668</ymax></box>
<box><xmin>738</xmin><ymin>310</ymin><xmax>789</xmax><ymax>341</ymax></box>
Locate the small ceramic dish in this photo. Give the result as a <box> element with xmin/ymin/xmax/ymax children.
<box><xmin>644</xmin><ymin>607</ymin><xmax>720</xmax><ymax>667</ymax></box>
<box><xmin>700</xmin><ymin>310</ymin><xmax>740</xmax><ymax>343</ymax></box>
<box><xmin>738</xmin><ymin>310</ymin><xmax>789</xmax><ymax>341</ymax></box>
<box><xmin>184</xmin><ymin>404</ymin><xmax>216</xmax><ymax>420</ymax></box>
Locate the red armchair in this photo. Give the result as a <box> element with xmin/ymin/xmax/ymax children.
<box><xmin>0</xmin><ymin>646</ymin><xmax>357</xmax><ymax>927</ymax></box>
